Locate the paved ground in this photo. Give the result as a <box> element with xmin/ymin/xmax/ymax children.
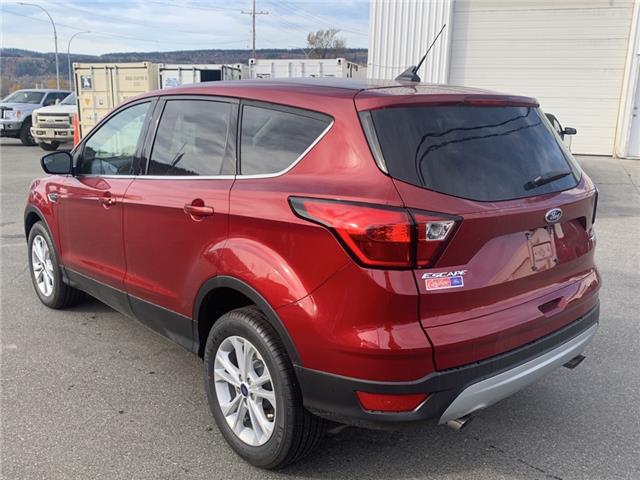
<box><xmin>1</xmin><ymin>138</ymin><xmax>639</xmax><ymax>480</ymax></box>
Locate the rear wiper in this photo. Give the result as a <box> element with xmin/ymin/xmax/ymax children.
<box><xmin>523</xmin><ymin>171</ymin><xmax>572</xmax><ymax>191</ymax></box>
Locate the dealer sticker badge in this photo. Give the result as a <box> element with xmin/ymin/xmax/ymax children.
<box><xmin>422</xmin><ymin>270</ymin><xmax>467</xmax><ymax>291</ymax></box>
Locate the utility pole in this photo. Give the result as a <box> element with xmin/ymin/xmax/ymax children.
<box><xmin>241</xmin><ymin>0</ymin><xmax>269</xmax><ymax>60</ymax></box>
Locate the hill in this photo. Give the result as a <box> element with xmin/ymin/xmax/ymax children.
<box><xmin>0</xmin><ymin>47</ymin><xmax>368</xmax><ymax>95</ymax></box>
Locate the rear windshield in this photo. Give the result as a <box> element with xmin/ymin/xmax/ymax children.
<box><xmin>365</xmin><ymin>106</ymin><xmax>580</xmax><ymax>201</ymax></box>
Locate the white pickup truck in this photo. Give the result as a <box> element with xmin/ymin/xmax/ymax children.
<box><xmin>31</xmin><ymin>92</ymin><xmax>77</xmax><ymax>151</ymax></box>
<box><xmin>0</xmin><ymin>89</ymin><xmax>70</xmax><ymax>146</ymax></box>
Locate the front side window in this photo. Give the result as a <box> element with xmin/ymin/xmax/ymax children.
<box><xmin>148</xmin><ymin>99</ymin><xmax>236</xmax><ymax>176</ymax></box>
<box><xmin>79</xmin><ymin>102</ymin><xmax>150</xmax><ymax>176</ymax></box>
<box><xmin>240</xmin><ymin>105</ymin><xmax>331</xmax><ymax>175</ymax></box>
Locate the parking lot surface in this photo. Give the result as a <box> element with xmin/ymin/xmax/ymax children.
<box><xmin>1</xmin><ymin>138</ymin><xmax>639</xmax><ymax>479</ymax></box>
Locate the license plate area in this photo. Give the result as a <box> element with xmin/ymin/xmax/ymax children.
<box><xmin>526</xmin><ymin>227</ymin><xmax>558</xmax><ymax>272</ymax></box>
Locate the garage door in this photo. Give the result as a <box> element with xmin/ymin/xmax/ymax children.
<box><xmin>449</xmin><ymin>0</ymin><xmax>634</xmax><ymax>155</ymax></box>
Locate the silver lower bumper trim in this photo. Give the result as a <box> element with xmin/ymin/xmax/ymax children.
<box><xmin>439</xmin><ymin>323</ymin><xmax>599</xmax><ymax>424</ymax></box>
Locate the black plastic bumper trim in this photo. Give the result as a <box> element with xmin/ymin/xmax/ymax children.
<box><xmin>296</xmin><ymin>303</ymin><xmax>599</xmax><ymax>427</ymax></box>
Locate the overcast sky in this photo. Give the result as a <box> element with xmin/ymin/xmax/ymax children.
<box><xmin>0</xmin><ymin>0</ymin><xmax>369</xmax><ymax>55</ymax></box>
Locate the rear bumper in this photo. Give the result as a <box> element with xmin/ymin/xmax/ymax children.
<box><xmin>296</xmin><ymin>303</ymin><xmax>599</xmax><ymax>428</ymax></box>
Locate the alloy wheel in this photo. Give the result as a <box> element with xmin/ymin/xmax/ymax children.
<box><xmin>31</xmin><ymin>234</ymin><xmax>54</xmax><ymax>297</ymax></box>
<box><xmin>214</xmin><ymin>335</ymin><xmax>276</xmax><ymax>446</ymax></box>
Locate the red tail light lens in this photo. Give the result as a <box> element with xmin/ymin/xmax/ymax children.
<box><xmin>290</xmin><ymin>197</ymin><xmax>413</xmax><ymax>267</ymax></box>
<box><xmin>289</xmin><ymin>197</ymin><xmax>458</xmax><ymax>268</ymax></box>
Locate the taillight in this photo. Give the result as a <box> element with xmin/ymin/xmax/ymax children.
<box><xmin>592</xmin><ymin>187</ymin><xmax>599</xmax><ymax>224</ymax></box>
<box><xmin>289</xmin><ymin>197</ymin><xmax>458</xmax><ymax>269</ymax></box>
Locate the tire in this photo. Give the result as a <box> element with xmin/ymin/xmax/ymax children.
<box><xmin>27</xmin><ymin>221</ymin><xmax>83</xmax><ymax>309</ymax></box>
<box><xmin>19</xmin><ymin>119</ymin><xmax>36</xmax><ymax>146</ymax></box>
<box><xmin>204</xmin><ymin>306</ymin><xmax>326</xmax><ymax>469</ymax></box>
<box><xmin>39</xmin><ymin>141</ymin><xmax>60</xmax><ymax>151</ymax></box>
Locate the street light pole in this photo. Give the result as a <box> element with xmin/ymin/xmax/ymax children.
<box><xmin>67</xmin><ymin>31</ymin><xmax>90</xmax><ymax>90</ymax></box>
<box><xmin>18</xmin><ymin>3</ymin><xmax>60</xmax><ymax>89</ymax></box>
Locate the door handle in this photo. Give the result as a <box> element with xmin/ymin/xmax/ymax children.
<box><xmin>184</xmin><ymin>203</ymin><xmax>214</xmax><ymax>218</ymax></box>
<box><xmin>98</xmin><ymin>193</ymin><xmax>116</xmax><ymax>207</ymax></box>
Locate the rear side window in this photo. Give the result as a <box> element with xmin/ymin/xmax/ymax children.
<box><xmin>240</xmin><ymin>105</ymin><xmax>331</xmax><ymax>175</ymax></box>
<box><xmin>366</xmin><ymin>106</ymin><xmax>580</xmax><ymax>201</ymax></box>
<box><xmin>149</xmin><ymin>99</ymin><xmax>236</xmax><ymax>176</ymax></box>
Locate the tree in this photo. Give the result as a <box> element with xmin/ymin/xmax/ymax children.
<box><xmin>306</xmin><ymin>29</ymin><xmax>346</xmax><ymax>59</ymax></box>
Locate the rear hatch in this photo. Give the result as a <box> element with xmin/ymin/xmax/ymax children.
<box><xmin>356</xmin><ymin>88</ymin><xmax>600</xmax><ymax>370</ymax></box>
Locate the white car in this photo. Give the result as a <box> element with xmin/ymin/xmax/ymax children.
<box><xmin>31</xmin><ymin>93</ymin><xmax>77</xmax><ymax>151</ymax></box>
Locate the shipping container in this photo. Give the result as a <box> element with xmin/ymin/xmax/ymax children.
<box><xmin>73</xmin><ymin>62</ymin><xmax>159</xmax><ymax>138</ymax></box>
<box><xmin>248</xmin><ymin>57</ymin><xmax>366</xmax><ymax>79</ymax></box>
<box><xmin>158</xmin><ymin>64</ymin><xmax>243</xmax><ymax>89</ymax></box>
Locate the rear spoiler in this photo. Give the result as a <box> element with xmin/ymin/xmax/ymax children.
<box><xmin>355</xmin><ymin>91</ymin><xmax>539</xmax><ymax>112</ymax></box>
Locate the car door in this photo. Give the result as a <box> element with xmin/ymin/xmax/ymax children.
<box><xmin>123</xmin><ymin>96</ymin><xmax>237</xmax><ymax>349</ymax></box>
<box><xmin>57</xmin><ymin>99</ymin><xmax>154</xmax><ymax>312</ymax></box>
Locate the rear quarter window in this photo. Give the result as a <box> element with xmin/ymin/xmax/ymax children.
<box><xmin>366</xmin><ymin>105</ymin><xmax>581</xmax><ymax>201</ymax></box>
<box><xmin>240</xmin><ymin>105</ymin><xmax>331</xmax><ymax>175</ymax></box>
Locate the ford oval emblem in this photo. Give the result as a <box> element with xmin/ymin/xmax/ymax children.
<box><xmin>545</xmin><ymin>208</ymin><xmax>563</xmax><ymax>224</ymax></box>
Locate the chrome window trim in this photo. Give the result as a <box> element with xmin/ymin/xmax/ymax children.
<box><xmin>75</xmin><ymin>174</ymin><xmax>237</xmax><ymax>180</ymax></box>
<box><xmin>74</xmin><ymin>174</ymin><xmax>138</xmax><ymax>179</ymax></box>
<box><xmin>81</xmin><ymin>118</ymin><xmax>334</xmax><ymax>181</ymax></box>
<box><xmin>136</xmin><ymin>175</ymin><xmax>236</xmax><ymax>180</ymax></box>
<box><xmin>73</xmin><ymin>103</ymin><xmax>333</xmax><ymax>182</ymax></box>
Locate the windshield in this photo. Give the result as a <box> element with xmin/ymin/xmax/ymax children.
<box><xmin>365</xmin><ymin>105</ymin><xmax>581</xmax><ymax>202</ymax></box>
<box><xmin>2</xmin><ymin>91</ymin><xmax>45</xmax><ymax>104</ymax></box>
<box><xmin>61</xmin><ymin>93</ymin><xmax>76</xmax><ymax>105</ymax></box>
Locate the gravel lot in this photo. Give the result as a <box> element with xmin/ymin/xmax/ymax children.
<box><xmin>1</xmin><ymin>138</ymin><xmax>639</xmax><ymax>480</ymax></box>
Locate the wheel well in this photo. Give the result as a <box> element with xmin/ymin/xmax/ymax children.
<box><xmin>196</xmin><ymin>287</ymin><xmax>254</xmax><ymax>358</ymax></box>
<box><xmin>24</xmin><ymin>211</ymin><xmax>42</xmax><ymax>238</ymax></box>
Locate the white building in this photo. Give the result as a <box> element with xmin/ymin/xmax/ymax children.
<box><xmin>248</xmin><ymin>58</ymin><xmax>367</xmax><ymax>79</ymax></box>
<box><xmin>368</xmin><ymin>0</ymin><xmax>639</xmax><ymax>158</ymax></box>
<box><xmin>158</xmin><ymin>64</ymin><xmax>243</xmax><ymax>88</ymax></box>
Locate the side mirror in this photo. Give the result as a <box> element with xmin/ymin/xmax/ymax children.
<box><xmin>563</xmin><ymin>127</ymin><xmax>577</xmax><ymax>136</ymax></box>
<box><xmin>41</xmin><ymin>151</ymin><xmax>72</xmax><ymax>175</ymax></box>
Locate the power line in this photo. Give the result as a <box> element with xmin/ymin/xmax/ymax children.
<box><xmin>146</xmin><ymin>0</ymin><xmax>241</xmax><ymax>12</ymax></box>
<box><xmin>38</xmin><ymin>0</ymin><xmax>232</xmax><ymax>37</ymax></box>
<box><xmin>2</xmin><ymin>9</ymin><xmax>245</xmax><ymax>47</ymax></box>
<box><xmin>276</xmin><ymin>0</ymin><xmax>367</xmax><ymax>36</ymax></box>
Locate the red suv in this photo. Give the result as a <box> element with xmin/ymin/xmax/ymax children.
<box><xmin>25</xmin><ymin>79</ymin><xmax>600</xmax><ymax>469</ymax></box>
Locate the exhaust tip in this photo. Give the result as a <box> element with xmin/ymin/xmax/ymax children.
<box><xmin>563</xmin><ymin>354</ymin><xmax>586</xmax><ymax>370</ymax></box>
<box><xmin>446</xmin><ymin>415</ymin><xmax>473</xmax><ymax>431</ymax></box>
